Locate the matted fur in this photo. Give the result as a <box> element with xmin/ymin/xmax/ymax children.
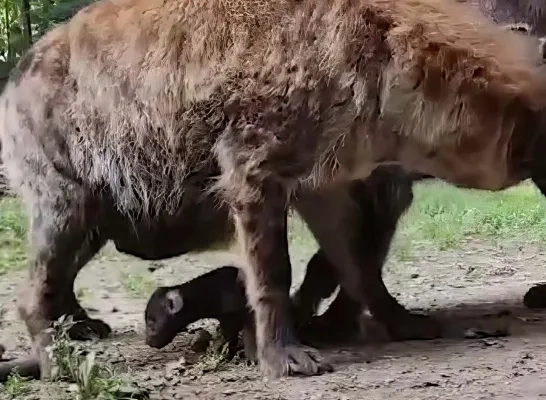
<box><xmin>2</xmin><ymin>0</ymin><xmax>545</xmax><ymax>217</ymax></box>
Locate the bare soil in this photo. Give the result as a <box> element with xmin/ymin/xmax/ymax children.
<box><xmin>2</xmin><ymin>238</ymin><xmax>546</xmax><ymax>399</ymax></box>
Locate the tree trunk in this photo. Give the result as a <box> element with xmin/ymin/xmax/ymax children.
<box><xmin>40</xmin><ymin>0</ymin><xmax>52</xmax><ymax>35</ymax></box>
<box><xmin>4</xmin><ymin>0</ymin><xmax>11</xmax><ymax>61</ymax></box>
<box><xmin>21</xmin><ymin>0</ymin><xmax>32</xmax><ymax>48</ymax></box>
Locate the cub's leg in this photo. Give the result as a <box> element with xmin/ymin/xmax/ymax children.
<box><xmin>523</xmin><ymin>284</ymin><xmax>546</xmax><ymax>309</ymax></box>
<box><xmin>293</xmin><ymin>251</ymin><xmax>362</xmax><ymax>344</ymax></box>
<box><xmin>291</xmin><ymin>250</ymin><xmax>339</xmax><ymax>327</ymax></box>
<box><xmin>218</xmin><ymin>313</ymin><xmax>247</xmax><ymax>359</ymax></box>
<box><xmin>525</xmin><ymin>171</ymin><xmax>546</xmax><ymax>308</ymax></box>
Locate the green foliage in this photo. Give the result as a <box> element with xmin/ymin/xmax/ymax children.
<box><xmin>46</xmin><ymin>0</ymin><xmax>96</xmax><ymax>25</ymax></box>
<box><xmin>286</xmin><ymin>180</ymin><xmax>546</xmax><ymax>253</ymax></box>
<box><xmin>0</xmin><ymin>0</ymin><xmax>99</xmax><ymax>79</ymax></box>
<box><xmin>395</xmin><ymin>180</ymin><xmax>546</xmax><ymax>250</ymax></box>
<box><xmin>3</xmin><ymin>371</ymin><xmax>32</xmax><ymax>398</ymax></box>
<box><xmin>121</xmin><ymin>271</ymin><xmax>155</xmax><ymax>298</ymax></box>
<box><xmin>0</xmin><ymin>197</ymin><xmax>28</xmax><ymax>274</ymax></box>
<box><xmin>46</xmin><ymin>315</ymin><xmax>149</xmax><ymax>400</ymax></box>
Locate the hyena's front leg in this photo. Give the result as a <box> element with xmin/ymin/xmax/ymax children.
<box><xmin>229</xmin><ymin>181</ymin><xmax>332</xmax><ymax>378</ymax></box>
<box><xmin>214</xmin><ymin>117</ymin><xmax>333</xmax><ymax>378</ymax></box>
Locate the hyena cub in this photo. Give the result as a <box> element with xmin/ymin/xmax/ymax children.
<box><xmin>144</xmin><ymin>266</ymin><xmax>255</xmax><ymax>360</ymax></box>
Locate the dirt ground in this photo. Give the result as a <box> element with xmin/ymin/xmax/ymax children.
<box><xmin>2</xmin><ymin>237</ymin><xmax>546</xmax><ymax>399</ymax></box>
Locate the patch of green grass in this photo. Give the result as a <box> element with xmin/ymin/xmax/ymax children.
<box><xmin>395</xmin><ymin>180</ymin><xmax>546</xmax><ymax>250</ymax></box>
<box><xmin>46</xmin><ymin>315</ymin><xmax>149</xmax><ymax>400</ymax></box>
<box><xmin>76</xmin><ymin>287</ymin><xmax>91</xmax><ymax>302</ymax></box>
<box><xmin>392</xmin><ymin>238</ymin><xmax>418</xmax><ymax>262</ymax></box>
<box><xmin>287</xmin><ymin>213</ymin><xmax>317</xmax><ymax>250</ymax></box>
<box><xmin>285</xmin><ymin>180</ymin><xmax>546</xmax><ymax>253</ymax></box>
<box><xmin>0</xmin><ymin>198</ymin><xmax>28</xmax><ymax>275</ymax></box>
<box><xmin>3</xmin><ymin>371</ymin><xmax>32</xmax><ymax>398</ymax></box>
<box><xmin>121</xmin><ymin>272</ymin><xmax>155</xmax><ymax>298</ymax></box>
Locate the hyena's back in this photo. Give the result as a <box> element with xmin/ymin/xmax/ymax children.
<box><xmin>1</xmin><ymin>0</ymin><xmax>543</xmax><ymax>215</ymax></box>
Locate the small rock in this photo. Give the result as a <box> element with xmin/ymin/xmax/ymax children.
<box><xmin>166</xmin><ymin>357</ymin><xmax>187</xmax><ymax>375</ymax></box>
<box><xmin>517</xmin><ymin>316</ymin><xmax>540</xmax><ymax>323</ymax></box>
<box><xmin>148</xmin><ymin>378</ymin><xmax>167</xmax><ymax>388</ymax></box>
<box><xmin>112</xmin><ymin>306</ymin><xmax>119</xmax><ymax>313</ymax></box>
<box><xmin>411</xmin><ymin>381</ymin><xmax>439</xmax><ymax>388</ymax></box>
<box><xmin>167</xmin><ymin>376</ymin><xmax>181</xmax><ymax>385</ymax></box>
<box><xmin>410</xmin><ymin>273</ymin><xmax>419</xmax><ymax>279</ymax></box>
<box><xmin>479</xmin><ymin>338</ymin><xmax>504</xmax><ymax>348</ymax></box>
<box><xmin>464</xmin><ymin>328</ymin><xmax>509</xmax><ymax>340</ymax></box>
<box><xmin>191</xmin><ymin>329</ymin><xmax>212</xmax><ymax>353</ymax></box>
<box><xmin>67</xmin><ymin>384</ymin><xmax>79</xmax><ymax>393</ymax></box>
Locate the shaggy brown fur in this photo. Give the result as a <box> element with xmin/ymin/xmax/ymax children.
<box><xmin>3</xmin><ymin>0</ymin><xmax>546</xmax><ymax>379</ymax></box>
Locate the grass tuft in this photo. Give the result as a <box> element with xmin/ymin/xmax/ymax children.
<box><xmin>395</xmin><ymin>180</ymin><xmax>546</xmax><ymax>250</ymax></box>
<box><xmin>0</xmin><ymin>198</ymin><xmax>28</xmax><ymax>275</ymax></box>
<box><xmin>45</xmin><ymin>315</ymin><xmax>149</xmax><ymax>400</ymax></box>
<box><xmin>3</xmin><ymin>371</ymin><xmax>32</xmax><ymax>398</ymax></box>
<box><xmin>121</xmin><ymin>272</ymin><xmax>155</xmax><ymax>298</ymax></box>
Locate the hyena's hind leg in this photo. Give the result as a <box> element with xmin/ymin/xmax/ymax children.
<box><xmin>17</xmin><ymin>176</ymin><xmax>110</xmax><ymax>377</ymax></box>
<box><xmin>1</xmin><ymin>84</ymin><xmax>110</xmax><ymax>380</ymax></box>
<box><xmin>294</xmin><ymin>171</ymin><xmax>442</xmax><ymax>345</ymax></box>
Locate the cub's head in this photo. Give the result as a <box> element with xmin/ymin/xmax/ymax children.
<box><xmin>144</xmin><ymin>287</ymin><xmax>187</xmax><ymax>349</ymax></box>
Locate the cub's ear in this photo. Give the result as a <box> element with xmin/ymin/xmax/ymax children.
<box><xmin>165</xmin><ymin>290</ymin><xmax>184</xmax><ymax>314</ymax></box>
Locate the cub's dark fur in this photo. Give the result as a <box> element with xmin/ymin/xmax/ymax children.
<box><xmin>145</xmin><ymin>266</ymin><xmax>250</xmax><ymax>358</ymax></box>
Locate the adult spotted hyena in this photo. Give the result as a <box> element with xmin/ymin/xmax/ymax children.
<box><xmin>2</xmin><ymin>0</ymin><xmax>546</xmax><ymax>379</ymax></box>
<box><xmin>296</xmin><ymin>0</ymin><xmax>546</xmax><ymax>341</ymax></box>
<box><xmin>0</xmin><ymin>0</ymin><xmax>542</xmax><ymax>355</ymax></box>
